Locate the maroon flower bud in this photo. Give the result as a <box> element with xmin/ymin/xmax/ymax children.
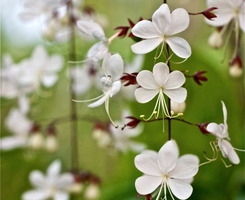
<box><xmin>46</xmin><ymin>126</ymin><xmax>56</xmax><ymax>136</ymax></box>
<box><xmin>198</xmin><ymin>123</ymin><xmax>210</xmax><ymax>134</ymax></box>
<box><xmin>202</xmin><ymin>7</ymin><xmax>217</xmax><ymax>20</ymax></box>
<box><xmin>229</xmin><ymin>56</ymin><xmax>243</xmax><ymax>77</ymax></box>
<box><xmin>30</xmin><ymin>123</ymin><xmax>41</xmax><ymax>133</ymax></box>
<box><xmin>125</xmin><ymin>116</ymin><xmax>141</xmax><ymax>129</ymax></box>
<box><xmin>193</xmin><ymin>71</ymin><xmax>208</xmax><ymax>85</ymax></box>
<box><xmin>121</xmin><ymin>72</ymin><xmax>138</xmax><ymax>86</ymax></box>
<box><xmin>114</xmin><ymin>26</ymin><xmax>130</xmax><ymax>38</ymax></box>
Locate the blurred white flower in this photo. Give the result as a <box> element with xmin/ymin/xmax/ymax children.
<box><xmin>207</xmin><ymin>101</ymin><xmax>240</xmax><ymax>164</ymax></box>
<box><xmin>135</xmin><ymin>140</ymin><xmax>199</xmax><ymax>200</ymax></box>
<box><xmin>22</xmin><ymin>160</ymin><xmax>74</xmax><ymax>200</ymax></box>
<box><xmin>131</xmin><ymin>4</ymin><xmax>191</xmax><ymax>58</ymax></box>
<box><xmin>0</xmin><ymin>108</ymin><xmax>32</xmax><ymax>150</ymax></box>
<box><xmin>110</xmin><ymin>110</ymin><xmax>145</xmax><ymax>153</ymax></box>
<box><xmin>135</xmin><ymin>62</ymin><xmax>187</xmax><ymax>119</ymax></box>
<box><xmin>206</xmin><ymin>0</ymin><xmax>245</xmax><ymax>32</ymax></box>
<box><xmin>70</xmin><ymin>60</ymin><xmax>100</xmax><ymax>95</ymax></box>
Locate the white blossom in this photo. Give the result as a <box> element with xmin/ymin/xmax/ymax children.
<box><xmin>135</xmin><ymin>140</ymin><xmax>199</xmax><ymax>199</ymax></box>
<box><xmin>131</xmin><ymin>4</ymin><xmax>191</xmax><ymax>58</ymax></box>
<box><xmin>207</xmin><ymin>101</ymin><xmax>240</xmax><ymax>164</ymax></box>
<box><xmin>22</xmin><ymin>160</ymin><xmax>74</xmax><ymax>200</ymax></box>
<box><xmin>135</xmin><ymin>62</ymin><xmax>187</xmax><ymax>119</ymax></box>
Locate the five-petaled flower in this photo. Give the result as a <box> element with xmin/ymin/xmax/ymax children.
<box><xmin>135</xmin><ymin>140</ymin><xmax>199</xmax><ymax>200</ymax></box>
<box><xmin>134</xmin><ymin>62</ymin><xmax>187</xmax><ymax>120</ymax></box>
<box><xmin>131</xmin><ymin>4</ymin><xmax>191</xmax><ymax>59</ymax></box>
<box><xmin>22</xmin><ymin>160</ymin><xmax>74</xmax><ymax>200</ymax></box>
<box><xmin>207</xmin><ymin>101</ymin><xmax>240</xmax><ymax>164</ymax></box>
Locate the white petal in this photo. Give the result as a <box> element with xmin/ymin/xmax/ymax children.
<box><xmin>135</xmin><ymin>150</ymin><xmax>162</xmax><ymax>176</ymax></box>
<box><xmin>54</xmin><ymin>191</ymin><xmax>69</xmax><ymax>200</ymax></box>
<box><xmin>168</xmin><ymin>179</ymin><xmax>193</xmax><ymax>200</ymax></box>
<box><xmin>221</xmin><ymin>101</ymin><xmax>228</xmax><ymax>125</ymax></box>
<box><xmin>166</xmin><ymin>8</ymin><xmax>189</xmax><ymax>35</ymax></box>
<box><xmin>125</xmin><ymin>55</ymin><xmax>144</xmax><ymax>73</ymax></box>
<box><xmin>47</xmin><ymin>160</ymin><xmax>61</xmax><ymax>178</ymax></box>
<box><xmin>131</xmin><ymin>38</ymin><xmax>163</xmax><ymax>54</ymax></box>
<box><xmin>157</xmin><ymin>140</ymin><xmax>179</xmax><ymax>174</ymax></box>
<box><xmin>132</xmin><ymin>20</ymin><xmax>160</xmax><ymax>38</ymax></box>
<box><xmin>135</xmin><ymin>175</ymin><xmax>162</xmax><ymax>195</ymax></box>
<box><xmin>164</xmin><ymin>87</ymin><xmax>187</xmax><ymax>103</ymax></box>
<box><xmin>169</xmin><ymin>155</ymin><xmax>199</xmax><ymax>179</ymax></box>
<box><xmin>42</xmin><ymin>75</ymin><xmax>58</xmax><ymax>87</ymax></box>
<box><xmin>22</xmin><ymin>189</ymin><xmax>51</xmax><ymax>200</ymax></box>
<box><xmin>239</xmin><ymin>5</ymin><xmax>245</xmax><ymax>32</ymax></box>
<box><xmin>164</xmin><ymin>71</ymin><xmax>186</xmax><ymax>89</ymax></box>
<box><xmin>0</xmin><ymin>136</ymin><xmax>27</xmax><ymax>150</ymax></box>
<box><xmin>88</xmin><ymin>94</ymin><xmax>107</xmax><ymax>107</ymax></box>
<box><xmin>206</xmin><ymin>13</ymin><xmax>233</xmax><ymax>27</ymax></box>
<box><xmin>56</xmin><ymin>173</ymin><xmax>74</xmax><ymax>188</ymax></box>
<box><xmin>166</xmin><ymin>37</ymin><xmax>191</xmax><ymax>58</ymax></box>
<box><xmin>128</xmin><ymin>142</ymin><xmax>146</xmax><ymax>153</ymax></box>
<box><xmin>107</xmin><ymin>54</ymin><xmax>124</xmax><ymax>80</ymax></box>
<box><xmin>110</xmin><ymin>81</ymin><xmax>121</xmax><ymax>97</ymax></box>
<box><xmin>136</xmin><ymin>70</ymin><xmax>159</xmax><ymax>89</ymax></box>
<box><xmin>29</xmin><ymin>171</ymin><xmax>45</xmax><ymax>188</ymax></box>
<box><xmin>152</xmin><ymin>4</ymin><xmax>171</xmax><ymax>34</ymax></box>
<box><xmin>46</xmin><ymin>55</ymin><xmax>63</xmax><ymax>72</ymax></box>
<box><xmin>152</xmin><ymin>62</ymin><xmax>169</xmax><ymax>86</ymax></box>
<box><xmin>218</xmin><ymin>140</ymin><xmax>240</xmax><ymax>164</ymax></box>
<box><xmin>207</xmin><ymin>123</ymin><xmax>225</xmax><ymax>138</ymax></box>
<box><xmin>87</xmin><ymin>41</ymin><xmax>108</xmax><ymax>62</ymax></box>
<box><xmin>18</xmin><ymin>95</ymin><xmax>30</xmax><ymax>114</ymax></box>
<box><xmin>77</xmin><ymin>20</ymin><xmax>105</xmax><ymax>40</ymax></box>
<box><xmin>134</xmin><ymin>88</ymin><xmax>159</xmax><ymax>103</ymax></box>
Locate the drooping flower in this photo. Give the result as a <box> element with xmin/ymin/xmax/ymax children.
<box><xmin>207</xmin><ymin>101</ymin><xmax>240</xmax><ymax>164</ymax></box>
<box><xmin>22</xmin><ymin>160</ymin><xmax>74</xmax><ymax>200</ymax></box>
<box><xmin>110</xmin><ymin>109</ymin><xmax>146</xmax><ymax>153</ymax></box>
<box><xmin>131</xmin><ymin>4</ymin><xmax>191</xmax><ymax>59</ymax></box>
<box><xmin>74</xmin><ymin>53</ymin><xmax>124</xmax><ymax>127</ymax></box>
<box><xmin>206</xmin><ymin>0</ymin><xmax>245</xmax><ymax>32</ymax></box>
<box><xmin>135</xmin><ymin>140</ymin><xmax>199</xmax><ymax>200</ymax></box>
<box><xmin>134</xmin><ymin>62</ymin><xmax>187</xmax><ymax>120</ymax></box>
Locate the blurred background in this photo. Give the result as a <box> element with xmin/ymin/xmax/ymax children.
<box><xmin>1</xmin><ymin>0</ymin><xmax>244</xmax><ymax>200</ymax></box>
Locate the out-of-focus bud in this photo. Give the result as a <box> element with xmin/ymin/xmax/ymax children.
<box><xmin>92</xmin><ymin>122</ymin><xmax>111</xmax><ymax>148</ymax></box>
<box><xmin>84</xmin><ymin>183</ymin><xmax>100</xmax><ymax>199</ymax></box>
<box><xmin>198</xmin><ymin>123</ymin><xmax>210</xmax><ymax>134</ymax></box>
<box><xmin>229</xmin><ymin>56</ymin><xmax>243</xmax><ymax>77</ymax></box>
<box><xmin>44</xmin><ymin>135</ymin><xmax>57</xmax><ymax>152</ymax></box>
<box><xmin>171</xmin><ymin>100</ymin><xmax>186</xmax><ymax>114</ymax></box>
<box><xmin>28</xmin><ymin>133</ymin><xmax>44</xmax><ymax>149</ymax></box>
<box><xmin>193</xmin><ymin>71</ymin><xmax>208</xmax><ymax>85</ymax></box>
<box><xmin>68</xmin><ymin>173</ymin><xmax>84</xmax><ymax>194</ymax></box>
<box><xmin>208</xmin><ymin>31</ymin><xmax>223</xmax><ymax>48</ymax></box>
<box><xmin>42</xmin><ymin>20</ymin><xmax>57</xmax><ymax>41</ymax></box>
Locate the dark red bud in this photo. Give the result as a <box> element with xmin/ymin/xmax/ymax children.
<box><xmin>114</xmin><ymin>26</ymin><xmax>130</xmax><ymax>38</ymax></box>
<box><xmin>229</xmin><ymin>56</ymin><xmax>242</xmax><ymax>68</ymax></box>
<box><xmin>46</xmin><ymin>126</ymin><xmax>56</xmax><ymax>136</ymax></box>
<box><xmin>121</xmin><ymin>73</ymin><xmax>138</xmax><ymax>86</ymax></box>
<box><xmin>193</xmin><ymin>71</ymin><xmax>208</xmax><ymax>85</ymax></box>
<box><xmin>202</xmin><ymin>7</ymin><xmax>218</xmax><ymax>20</ymax></box>
<box><xmin>30</xmin><ymin>123</ymin><xmax>41</xmax><ymax>133</ymax></box>
<box><xmin>125</xmin><ymin>116</ymin><xmax>141</xmax><ymax>129</ymax></box>
<box><xmin>198</xmin><ymin>123</ymin><xmax>210</xmax><ymax>134</ymax></box>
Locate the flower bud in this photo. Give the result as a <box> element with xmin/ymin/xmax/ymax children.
<box><xmin>171</xmin><ymin>100</ymin><xmax>186</xmax><ymax>113</ymax></box>
<box><xmin>84</xmin><ymin>183</ymin><xmax>100</xmax><ymax>199</ymax></box>
<box><xmin>68</xmin><ymin>183</ymin><xmax>84</xmax><ymax>194</ymax></box>
<box><xmin>208</xmin><ymin>31</ymin><xmax>223</xmax><ymax>48</ymax></box>
<box><xmin>198</xmin><ymin>123</ymin><xmax>210</xmax><ymax>134</ymax></box>
<box><xmin>28</xmin><ymin>133</ymin><xmax>44</xmax><ymax>149</ymax></box>
<box><xmin>125</xmin><ymin>116</ymin><xmax>141</xmax><ymax>129</ymax></box>
<box><xmin>44</xmin><ymin>135</ymin><xmax>57</xmax><ymax>152</ymax></box>
<box><xmin>229</xmin><ymin>56</ymin><xmax>243</xmax><ymax>77</ymax></box>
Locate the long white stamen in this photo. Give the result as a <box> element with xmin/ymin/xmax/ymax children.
<box><xmin>167</xmin><ymin>183</ymin><xmax>176</xmax><ymax>200</ymax></box>
<box><xmin>156</xmin><ymin>183</ymin><xmax>164</xmax><ymax>200</ymax></box>
<box><xmin>154</xmin><ymin>42</ymin><xmax>164</xmax><ymax>60</ymax></box>
<box><xmin>233</xmin><ymin>147</ymin><xmax>245</xmax><ymax>152</ymax></box>
<box><xmin>105</xmin><ymin>96</ymin><xmax>118</xmax><ymax>128</ymax></box>
<box><xmin>72</xmin><ymin>94</ymin><xmax>105</xmax><ymax>103</ymax></box>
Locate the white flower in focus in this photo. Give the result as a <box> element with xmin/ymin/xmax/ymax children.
<box><xmin>135</xmin><ymin>62</ymin><xmax>187</xmax><ymax>119</ymax></box>
<box><xmin>110</xmin><ymin>110</ymin><xmax>145</xmax><ymax>153</ymax></box>
<box><xmin>206</xmin><ymin>0</ymin><xmax>245</xmax><ymax>32</ymax></box>
<box><xmin>0</xmin><ymin>108</ymin><xmax>32</xmax><ymax>150</ymax></box>
<box><xmin>135</xmin><ymin>140</ymin><xmax>199</xmax><ymax>199</ymax></box>
<box><xmin>207</xmin><ymin>101</ymin><xmax>240</xmax><ymax>164</ymax></box>
<box><xmin>131</xmin><ymin>4</ymin><xmax>191</xmax><ymax>58</ymax></box>
<box><xmin>22</xmin><ymin>160</ymin><xmax>74</xmax><ymax>200</ymax></box>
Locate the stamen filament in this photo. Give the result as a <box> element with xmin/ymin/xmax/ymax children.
<box><xmin>72</xmin><ymin>94</ymin><xmax>105</xmax><ymax>103</ymax></box>
<box><xmin>156</xmin><ymin>183</ymin><xmax>164</xmax><ymax>200</ymax></box>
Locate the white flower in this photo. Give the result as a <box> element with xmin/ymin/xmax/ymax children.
<box><xmin>22</xmin><ymin>160</ymin><xmax>74</xmax><ymax>200</ymax></box>
<box><xmin>207</xmin><ymin>101</ymin><xmax>240</xmax><ymax>164</ymax></box>
<box><xmin>70</xmin><ymin>60</ymin><xmax>100</xmax><ymax>95</ymax></box>
<box><xmin>74</xmin><ymin>53</ymin><xmax>124</xmax><ymax>127</ymax></box>
<box><xmin>135</xmin><ymin>140</ymin><xmax>199</xmax><ymax>200</ymax></box>
<box><xmin>110</xmin><ymin>110</ymin><xmax>146</xmax><ymax>153</ymax></box>
<box><xmin>77</xmin><ymin>20</ymin><xmax>109</xmax><ymax>61</ymax></box>
<box><xmin>135</xmin><ymin>62</ymin><xmax>187</xmax><ymax>119</ymax></box>
<box><xmin>0</xmin><ymin>108</ymin><xmax>32</xmax><ymax>150</ymax></box>
<box><xmin>206</xmin><ymin>0</ymin><xmax>245</xmax><ymax>32</ymax></box>
<box><xmin>131</xmin><ymin>4</ymin><xmax>191</xmax><ymax>59</ymax></box>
